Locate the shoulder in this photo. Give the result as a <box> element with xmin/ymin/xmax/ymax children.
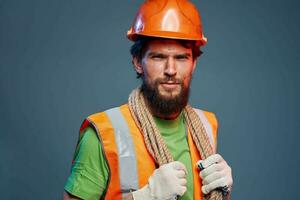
<box><xmin>74</xmin><ymin>127</ymin><xmax>101</xmax><ymax>159</ymax></box>
<box><xmin>79</xmin><ymin>127</ymin><xmax>99</xmax><ymax>148</ymax></box>
<box><xmin>86</xmin><ymin>104</ymin><xmax>129</xmax><ymax>120</ymax></box>
<box><xmin>192</xmin><ymin>108</ymin><xmax>218</xmax><ymax>128</ymax></box>
<box><xmin>79</xmin><ymin>104</ymin><xmax>128</xmax><ymax>132</ymax></box>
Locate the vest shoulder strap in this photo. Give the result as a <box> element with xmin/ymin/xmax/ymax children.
<box><xmin>193</xmin><ymin>108</ymin><xmax>218</xmax><ymax>153</ymax></box>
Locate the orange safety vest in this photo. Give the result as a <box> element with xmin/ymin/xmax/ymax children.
<box><xmin>79</xmin><ymin>104</ymin><xmax>218</xmax><ymax>200</ymax></box>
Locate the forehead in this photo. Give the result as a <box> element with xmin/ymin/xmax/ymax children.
<box><xmin>145</xmin><ymin>39</ymin><xmax>192</xmax><ymax>54</ymax></box>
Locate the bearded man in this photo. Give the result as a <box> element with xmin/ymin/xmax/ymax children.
<box><xmin>64</xmin><ymin>1</ymin><xmax>233</xmax><ymax>200</ymax></box>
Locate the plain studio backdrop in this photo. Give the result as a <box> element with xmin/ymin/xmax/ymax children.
<box><xmin>1</xmin><ymin>0</ymin><xmax>299</xmax><ymax>199</ymax></box>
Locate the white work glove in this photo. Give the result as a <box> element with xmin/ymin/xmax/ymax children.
<box><xmin>197</xmin><ymin>154</ymin><xmax>233</xmax><ymax>195</ymax></box>
<box><xmin>132</xmin><ymin>161</ymin><xmax>187</xmax><ymax>200</ymax></box>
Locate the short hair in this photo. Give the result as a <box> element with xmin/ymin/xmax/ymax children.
<box><xmin>130</xmin><ymin>36</ymin><xmax>203</xmax><ymax>78</ymax></box>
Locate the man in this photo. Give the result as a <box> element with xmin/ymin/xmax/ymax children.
<box><xmin>64</xmin><ymin>0</ymin><xmax>233</xmax><ymax>200</ymax></box>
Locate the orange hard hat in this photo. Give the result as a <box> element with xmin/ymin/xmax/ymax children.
<box><xmin>127</xmin><ymin>0</ymin><xmax>207</xmax><ymax>46</ymax></box>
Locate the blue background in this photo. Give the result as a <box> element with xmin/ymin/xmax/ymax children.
<box><xmin>1</xmin><ymin>0</ymin><xmax>299</xmax><ymax>199</ymax></box>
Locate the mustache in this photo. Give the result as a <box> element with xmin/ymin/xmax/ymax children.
<box><xmin>156</xmin><ymin>77</ymin><xmax>182</xmax><ymax>84</ymax></box>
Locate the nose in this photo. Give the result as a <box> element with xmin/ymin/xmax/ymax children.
<box><xmin>164</xmin><ymin>57</ymin><xmax>177</xmax><ymax>76</ymax></box>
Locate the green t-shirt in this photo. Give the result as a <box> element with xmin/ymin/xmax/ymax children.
<box><xmin>65</xmin><ymin>113</ymin><xmax>194</xmax><ymax>200</ymax></box>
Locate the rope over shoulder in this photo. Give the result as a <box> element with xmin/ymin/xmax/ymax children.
<box><xmin>128</xmin><ymin>88</ymin><xmax>223</xmax><ymax>200</ymax></box>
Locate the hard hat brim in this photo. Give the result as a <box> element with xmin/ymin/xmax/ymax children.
<box><xmin>127</xmin><ymin>31</ymin><xmax>207</xmax><ymax>46</ymax></box>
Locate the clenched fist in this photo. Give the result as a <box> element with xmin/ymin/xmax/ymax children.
<box><xmin>133</xmin><ymin>161</ymin><xmax>187</xmax><ymax>200</ymax></box>
<box><xmin>197</xmin><ymin>154</ymin><xmax>233</xmax><ymax>195</ymax></box>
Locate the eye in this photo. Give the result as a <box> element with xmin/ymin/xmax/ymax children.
<box><xmin>151</xmin><ymin>54</ymin><xmax>166</xmax><ymax>60</ymax></box>
<box><xmin>175</xmin><ymin>55</ymin><xmax>189</xmax><ymax>60</ymax></box>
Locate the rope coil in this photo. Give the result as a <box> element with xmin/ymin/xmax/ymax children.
<box><xmin>128</xmin><ymin>88</ymin><xmax>223</xmax><ymax>200</ymax></box>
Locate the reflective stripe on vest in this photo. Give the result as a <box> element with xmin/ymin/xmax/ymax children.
<box><xmin>193</xmin><ymin>109</ymin><xmax>218</xmax><ymax>153</ymax></box>
<box><xmin>105</xmin><ymin>107</ymin><xmax>139</xmax><ymax>197</ymax></box>
<box><xmin>84</xmin><ymin>104</ymin><xmax>218</xmax><ymax>200</ymax></box>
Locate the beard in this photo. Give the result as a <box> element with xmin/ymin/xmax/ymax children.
<box><xmin>141</xmin><ymin>76</ymin><xmax>191</xmax><ymax>118</ymax></box>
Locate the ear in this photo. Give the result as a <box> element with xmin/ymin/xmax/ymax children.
<box><xmin>132</xmin><ymin>57</ymin><xmax>143</xmax><ymax>75</ymax></box>
<box><xmin>191</xmin><ymin>59</ymin><xmax>197</xmax><ymax>74</ymax></box>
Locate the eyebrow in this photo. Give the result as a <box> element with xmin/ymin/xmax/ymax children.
<box><xmin>148</xmin><ymin>52</ymin><xmax>166</xmax><ymax>57</ymax></box>
<box><xmin>174</xmin><ymin>53</ymin><xmax>191</xmax><ymax>58</ymax></box>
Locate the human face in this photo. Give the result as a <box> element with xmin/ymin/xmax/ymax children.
<box><xmin>134</xmin><ymin>39</ymin><xmax>197</xmax><ymax>100</ymax></box>
<box><xmin>133</xmin><ymin>39</ymin><xmax>197</xmax><ymax>118</ymax></box>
